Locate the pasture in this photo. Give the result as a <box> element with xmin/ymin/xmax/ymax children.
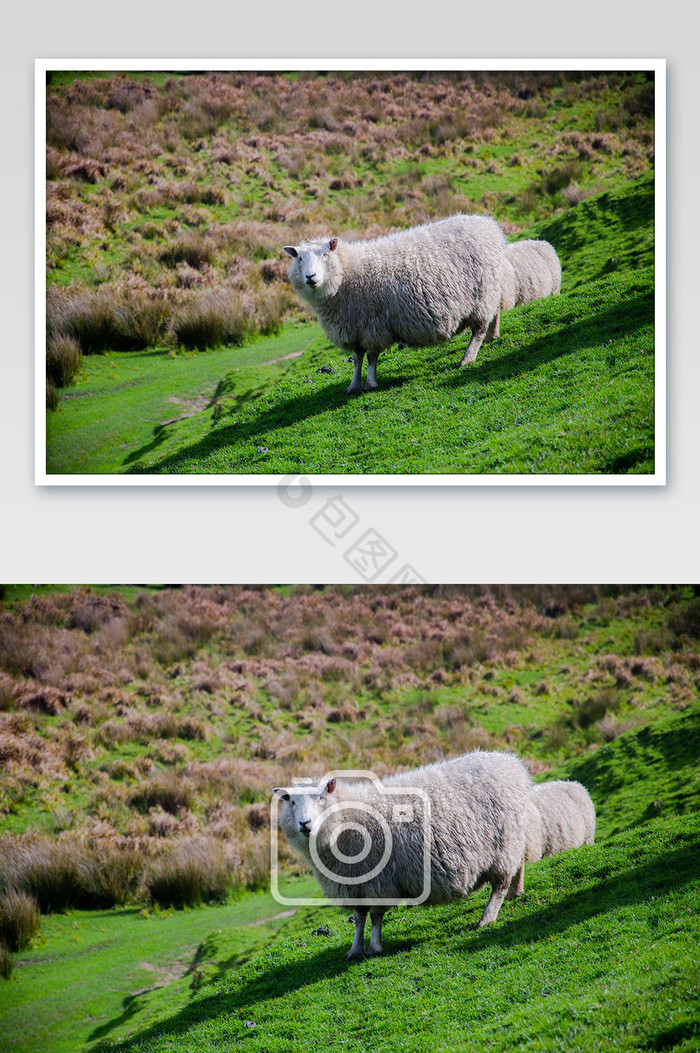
<box><xmin>43</xmin><ymin>70</ymin><xmax>657</xmax><ymax>476</ymax></box>
<box><xmin>1</xmin><ymin>585</ymin><xmax>698</xmax><ymax>1051</ymax></box>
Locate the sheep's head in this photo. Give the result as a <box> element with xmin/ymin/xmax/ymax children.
<box><xmin>273</xmin><ymin>777</ymin><xmax>337</xmax><ymax>858</ymax></box>
<box><xmin>283</xmin><ymin>238</ymin><xmax>340</xmax><ymax>297</ymax></box>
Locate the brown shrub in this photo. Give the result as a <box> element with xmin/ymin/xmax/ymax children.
<box><xmin>46</xmin><ymin>334</ymin><xmax>82</xmax><ymax>387</ymax></box>
<box><xmin>245</xmin><ymin>802</ymin><xmax>270</xmax><ymax>832</ymax></box>
<box><xmin>159</xmin><ymin>232</ymin><xmax>216</xmax><ymax>269</ymax></box>
<box><xmin>0</xmin><ymin>675</ymin><xmax>16</xmax><ymax>712</ymax></box>
<box><xmin>47</xmin><ymin>283</ymin><xmax>171</xmax><ymax>353</ymax></box>
<box><xmin>0</xmin><ymin>890</ymin><xmax>40</xmax><ymax>952</ymax></box>
<box><xmin>130</xmin><ymin>772</ymin><xmax>194</xmax><ymax>815</ymax></box>
<box><xmin>169</xmin><ymin>288</ymin><xmax>250</xmax><ymax>350</ymax></box>
<box><xmin>141</xmin><ymin>836</ymin><xmax>239</xmax><ymax>908</ymax></box>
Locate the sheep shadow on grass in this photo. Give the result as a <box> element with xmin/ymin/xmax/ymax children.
<box><xmin>88</xmin><ymin>827</ymin><xmax>698</xmax><ymax>1051</ymax></box>
<box><xmin>88</xmin><ymin>934</ymin><xmax>423</xmax><ymax>1051</ymax></box>
<box><xmin>443</xmin><ymin>290</ymin><xmax>653</xmax><ymax>389</ymax></box>
<box><xmin>125</xmin><ymin>376</ymin><xmax>409</xmax><ymax>475</ymax></box>
<box><xmin>454</xmin><ymin>832</ymin><xmax>699</xmax><ymax>957</ymax></box>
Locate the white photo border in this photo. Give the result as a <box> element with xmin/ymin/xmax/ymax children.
<box><xmin>36</xmin><ymin>58</ymin><xmax>666</xmax><ymax>487</ymax></box>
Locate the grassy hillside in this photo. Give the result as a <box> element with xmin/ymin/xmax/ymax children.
<box><xmin>43</xmin><ymin>70</ymin><xmax>657</xmax><ymax>476</ymax></box>
<box><xmin>90</xmin><ymin>814</ymin><xmax>700</xmax><ymax>1053</ymax></box>
<box><xmin>2</xmin><ymin>585</ymin><xmax>697</xmax><ymax>1051</ymax></box>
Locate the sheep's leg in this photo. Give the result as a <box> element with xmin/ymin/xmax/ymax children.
<box><xmin>476</xmin><ymin>875</ymin><xmax>511</xmax><ymax>927</ymax></box>
<box><xmin>346</xmin><ymin>908</ymin><xmax>368</xmax><ymax>960</ymax></box>
<box><xmin>365</xmin><ymin>909</ymin><xmax>386</xmax><ymax>956</ymax></box>
<box><xmin>459</xmin><ymin>322</ymin><xmax>488</xmax><ymax>366</ymax></box>
<box><xmin>505</xmin><ymin>861</ymin><xmax>525</xmax><ymax>900</ymax></box>
<box><xmin>485</xmin><ymin>310</ymin><xmax>500</xmax><ymax>342</ymax></box>
<box><xmin>346</xmin><ymin>350</ymin><xmax>365</xmax><ymax>395</ymax></box>
<box><xmin>364</xmin><ymin>351</ymin><xmax>380</xmax><ymax>392</ymax></box>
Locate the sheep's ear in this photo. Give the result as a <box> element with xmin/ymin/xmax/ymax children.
<box><xmin>328</xmin><ymin>238</ymin><xmax>338</xmax><ymax>251</ymax></box>
<box><xmin>282</xmin><ymin>246</ymin><xmax>298</xmax><ymax>258</ymax></box>
<box><xmin>273</xmin><ymin>788</ymin><xmax>291</xmax><ymax>801</ymax></box>
<box><xmin>326</xmin><ymin>778</ymin><xmax>337</xmax><ymax>794</ymax></box>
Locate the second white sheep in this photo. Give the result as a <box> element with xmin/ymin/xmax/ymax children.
<box><xmin>508</xmin><ymin>779</ymin><xmax>596</xmax><ymax>898</ymax></box>
<box><xmin>500</xmin><ymin>239</ymin><xmax>561</xmax><ymax>311</ymax></box>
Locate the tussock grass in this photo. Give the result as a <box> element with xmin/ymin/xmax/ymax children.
<box><xmin>0</xmin><ymin>889</ymin><xmax>40</xmax><ymax>952</ymax></box>
<box><xmin>46</xmin><ymin>334</ymin><xmax>82</xmax><ymax>387</ymax></box>
<box><xmin>168</xmin><ymin>288</ymin><xmax>251</xmax><ymax>350</ymax></box>
<box><xmin>141</xmin><ymin>837</ymin><xmax>240</xmax><ymax>909</ymax></box>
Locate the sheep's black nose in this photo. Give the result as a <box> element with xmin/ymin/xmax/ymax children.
<box><xmin>305</xmin><ymin>274</ymin><xmax>317</xmax><ymax>287</ymax></box>
<box><xmin>299</xmin><ymin>819</ymin><xmax>311</xmax><ymax>836</ymax></box>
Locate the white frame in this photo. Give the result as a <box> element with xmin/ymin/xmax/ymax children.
<box><xmin>36</xmin><ymin>58</ymin><xmax>666</xmax><ymax>486</ymax></box>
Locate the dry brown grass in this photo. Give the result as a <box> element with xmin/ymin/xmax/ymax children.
<box><xmin>0</xmin><ymin>889</ymin><xmax>40</xmax><ymax>951</ymax></box>
<box><xmin>141</xmin><ymin>836</ymin><xmax>240</xmax><ymax>908</ymax></box>
<box><xmin>0</xmin><ymin>584</ymin><xmax>685</xmax><ymax>913</ymax></box>
<box><xmin>45</xmin><ymin>70</ymin><xmax>654</xmax><ymax>379</ymax></box>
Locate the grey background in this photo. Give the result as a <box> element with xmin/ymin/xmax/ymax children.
<box><xmin>3</xmin><ymin>4</ymin><xmax>696</xmax><ymax>584</ymax></box>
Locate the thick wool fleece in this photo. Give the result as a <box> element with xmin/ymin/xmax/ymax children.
<box><xmin>286</xmin><ymin>214</ymin><xmax>506</xmax><ymax>358</ymax></box>
<box><xmin>278</xmin><ymin>750</ymin><xmax>531</xmax><ymax>924</ymax></box>
<box><xmin>500</xmin><ymin>239</ymin><xmax>561</xmax><ymax>310</ymax></box>
<box><xmin>525</xmin><ymin>779</ymin><xmax>596</xmax><ymax>862</ymax></box>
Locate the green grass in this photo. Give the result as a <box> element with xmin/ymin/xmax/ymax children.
<box><xmin>1</xmin><ymin>587</ymin><xmax>698</xmax><ymax>1053</ymax></box>
<box><xmin>0</xmin><ymin>877</ymin><xmax>322</xmax><ymax>1053</ymax></box>
<box><xmin>558</xmin><ymin>705</ymin><xmax>700</xmax><ymax>839</ymax></box>
<box><xmin>84</xmin><ymin>814</ymin><xmax>700</xmax><ymax>1053</ymax></box>
<box><xmin>46</xmin><ymin>177</ymin><xmax>656</xmax><ymax>476</ymax></box>
<box><xmin>45</xmin><ymin>325</ymin><xmax>316</xmax><ymax>474</ymax></box>
<box><xmin>127</xmin><ymin>267</ymin><xmax>654</xmax><ymax>476</ymax></box>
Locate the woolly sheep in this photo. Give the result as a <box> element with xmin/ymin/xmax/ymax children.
<box><xmin>273</xmin><ymin>750</ymin><xmax>531</xmax><ymax>959</ymax></box>
<box><xmin>283</xmin><ymin>214</ymin><xmax>507</xmax><ymax>394</ymax></box>
<box><xmin>507</xmin><ymin>779</ymin><xmax>596</xmax><ymax>898</ymax></box>
<box><xmin>500</xmin><ymin>239</ymin><xmax>561</xmax><ymax>311</ymax></box>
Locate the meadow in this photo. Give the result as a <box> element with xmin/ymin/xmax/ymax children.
<box><xmin>43</xmin><ymin>70</ymin><xmax>657</xmax><ymax>476</ymax></box>
<box><xmin>0</xmin><ymin>585</ymin><xmax>698</xmax><ymax>1050</ymax></box>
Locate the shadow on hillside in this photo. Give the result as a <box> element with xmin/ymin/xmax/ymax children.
<box><xmin>90</xmin><ymin>827</ymin><xmax>698</xmax><ymax>1052</ymax></box>
<box><xmin>562</xmin><ymin>710</ymin><xmax>700</xmax><ymax>818</ymax></box>
<box><xmin>125</xmin><ymin>376</ymin><xmax>409</xmax><ymax>475</ymax></box>
<box><xmin>124</xmin><ymin>285</ymin><xmax>652</xmax><ymax>474</ymax></box>
<box><xmin>445</xmin><ymin>291</ymin><xmax>653</xmax><ymax>388</ymax></box>
<box><xmin>456</xmin><ymin>834</ymin><xmax>699</xmax><ymax>956</ymax></box>
<box><xmin>89</xmin><ymin>933</ymin><xmax>422</xmax><ymax>1049</ymax></box>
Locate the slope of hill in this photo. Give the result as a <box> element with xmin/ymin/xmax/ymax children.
<box><xmin>91</xmin><ymin>813</ymin><xmax>700</xmax><ymax>1053</ymax></box>
<box><xmin>43</xmin><ymin>70</ymin><xmax>657</xmax><ymax>476</ymax></box>
<box><xmin>2</xmin><ymin>586</ymin><xmax>696</xmax><ymax>1052</ymax></box>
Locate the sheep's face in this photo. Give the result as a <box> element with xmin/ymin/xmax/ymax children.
<box><xmin>273</xmin><ymin>777</ymin><xmax>337</xmax><ymax>858</ymax></box>
<box><xmin>283</xmin><ymin>238</ymin><xmax>340</xmax><ymax>298</ymax></box>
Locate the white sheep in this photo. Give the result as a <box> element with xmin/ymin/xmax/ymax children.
<box><xmin>273</xmin><ymin>750</ymin><xmax>531</xmax><ymax>959</ymax></box>
<box><xmin>283</xmin><ymin>214</ymin><xmax>507</xmax><ymax>393</ymax></box>
<box><xmin>500</xmin><ymin>239</ymin><xmax>561</xmax><ymax>311</ymax></box>
<box><xmin>507</xmin><ymin>779</ymin><xmax>596</xmax><ymax>898</ymax></box>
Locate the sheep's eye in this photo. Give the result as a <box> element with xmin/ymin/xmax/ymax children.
<box><xmin>290</xmin><ymin>800</ymin><xmax>296</xmax><ymax>809</ymax></box>
<box><xmin>322</xmin><ymin>252</ymin><xmax>328</xmax><ymax>259</ymax></box>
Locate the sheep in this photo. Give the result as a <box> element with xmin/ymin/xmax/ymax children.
<box><xmin>500</xmin><ymin>239</ymin><xmax>561</xmax><ymax>311</ymax></box>
<box><xmin>507</xmin><ymin>779</ymin><xmax>596</xmax><ymax>898</ymax></box>
<box><xmin>282</xmin><ymin>214</ymin><xmax>507</xmax><ymax>394</ymax></box>
<box><xmin>273</xmin><ymin>749</ymin><xmax>531</xmax><ymax>960</ymax></box>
